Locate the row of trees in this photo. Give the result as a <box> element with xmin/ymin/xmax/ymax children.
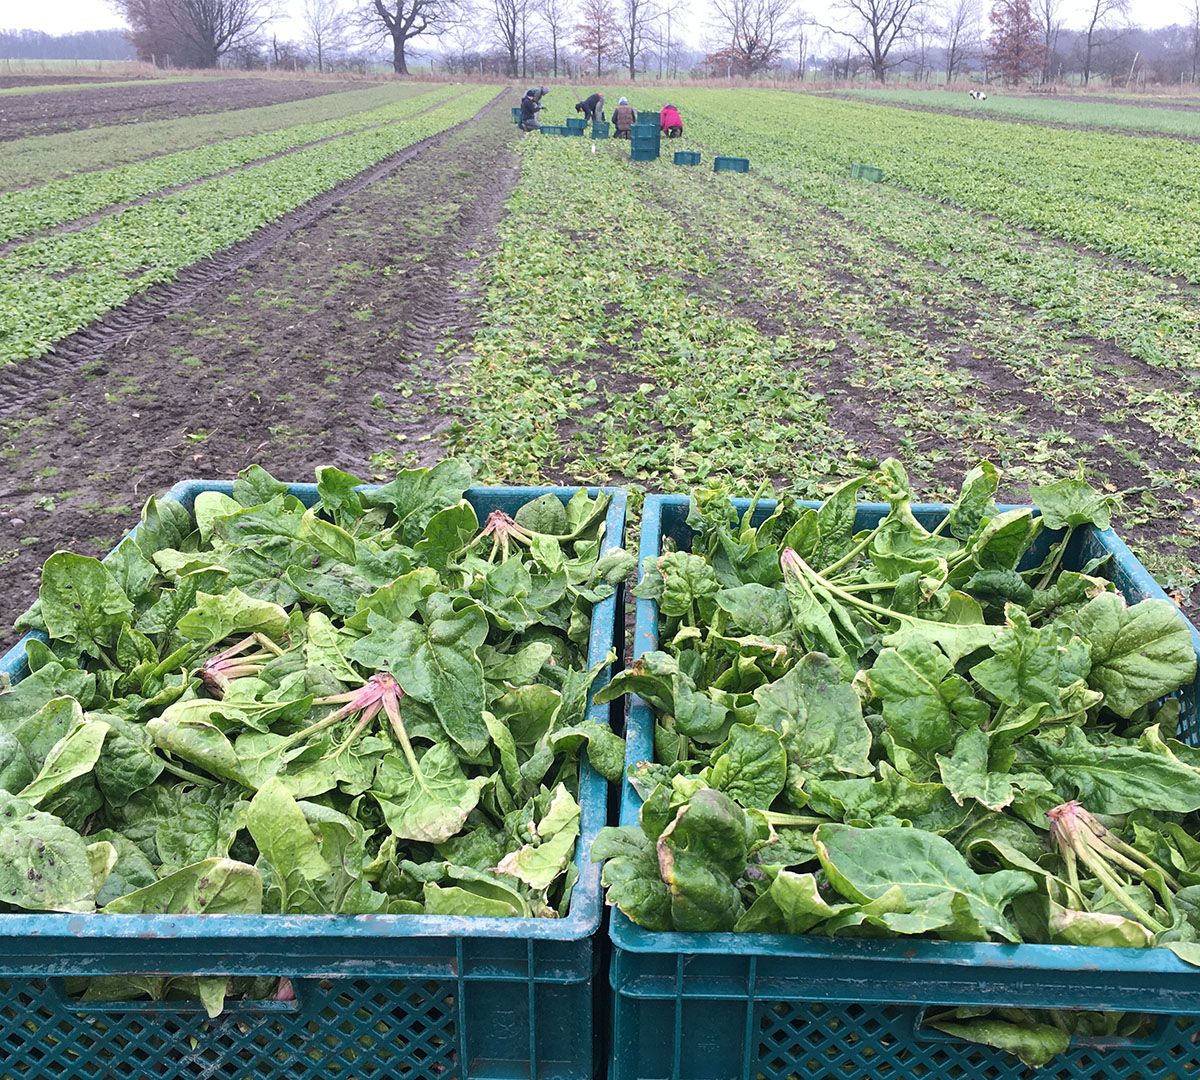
<box><xmin>23</xmin><ymin>0</ymin><xmax>1198</xmax><ymax>87</ymax></box>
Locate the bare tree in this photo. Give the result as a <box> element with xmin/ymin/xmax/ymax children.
<box><xmin>1032</xmin><ymin>0</ymin><xmax>1060</xmax><ymax>80</ymax></box>
<box><xmin>1080</xmin><ymin>0</ymin><xmax>1128</xmax><ymax>85</ymax></box>
<box><xmin>302</xmin><ymin>0</ymin><xmax>348</xmax><ymax>69</ymax></box>
<box><xmin>942</xmin><ymin>0</ymin><xmax>979</xmax><ymax>81</ymax></box>
<box><xmin>616</xmin><ymin>0</ymin><xmax>658</xmax><ymax>78</ymax></box>
<box><xmin>491</xmin><ymin>0</ymin><xmax>528</xmax><ymax>74</ymax></box>
<box><xmin>1189</xmin><ymin>0</ymin><xmax>1200</xmax><ymax>82</ymax></box>
<box><xmin>820</xmin><ymin>0</ymin><xmax>927</xmax><ymax>82</ymax></box>
<box><xmin>710</xmin><ymin>0</ymin><xmax>795</xmax><ymax>76</ymax></box>
<box><xmin>442</xmin><ymin>6</ymin><xmax>481</xmax><ymax>71</ymax></box>
<box><xmin>538</xmin><ymin>0</ymin><xmax>571</xmax><ymax>75</ymax></box>
<box><xmin>356</xmin><ymin>0</ymin><xmax>458</xmax><ymax>73</ymax></box>
<box><xmin>647</xmin><ymin>0</ymin><xmax>686</xmax><ymax>77</ymax></box>
<box><xmin>115</xmin><ymin>0</ymin><xmax>276</xmax><ymax>67</ymax></box>
<box><xmin>574</xmin><ymin>0</ymin><xmax>622</xmax><ymax>75</ymax></box>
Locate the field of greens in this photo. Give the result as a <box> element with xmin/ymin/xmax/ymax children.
<box><xmin>0</xmin><ymin>74</ymin><xmax>1199</xmax><ymax>1069</ymax></box>
<box><xmin>842</xmin><ymin>86</ymin><xmax>1200</xmax><ymax>137</ymax></box>
<box><xmin>0</xmin><ymin>84</ymin><xmax>498</xmax><ymax>364</ymax></box>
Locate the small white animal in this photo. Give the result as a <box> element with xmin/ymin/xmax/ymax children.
<box><xmin>967</xmin><ymin>89</ymin><xmax>989</xmax><ymax>100</ymax></box>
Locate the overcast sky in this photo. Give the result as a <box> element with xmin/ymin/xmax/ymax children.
<box><xmin>5</xmin><ymin>0</ymin><xmax>1189</xmax><ymax>47</ymax></box>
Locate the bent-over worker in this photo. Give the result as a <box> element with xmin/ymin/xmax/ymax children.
<box><xmin>660</xmin><ymin>103</ymin><xmax>683</xmax><ymax>138</ymax></box>
<box><xmin>576</xmin><ymin>92</ymin><xmax>605</xmax><ymax>123</ymax></box>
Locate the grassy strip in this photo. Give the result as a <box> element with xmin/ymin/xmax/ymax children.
<box><xmin>0</xmin><ymin>75</ymin><xmax>203</xmax><ymax>98</ymax></box>
<box><xmin>0</xmin><ymin>84</ymin><xmax>422</xmax><ymax>191</ymax></box>
<box><xmin>0</xmin><ymin>87</ymin><xmax>500</xmax><ymax>366</ymax></box>
<box><xmin>842</xmin><ymin>89</ymin><xmax>1200</xmax><ymax>139</ymax></box>
<box><xmin>0</xmin><ymin>85</ymin><xmax>463</xmax><ymax>245</ymax></box>
<box><xmin>667</xmin><ymin>89</ymin><xmax>1200</xmax><ymax>282</ymax></box>
<box><xmin>443</xmin><ymin>133</ymin><xmax>858</xmax><ymax>493</ymax></box>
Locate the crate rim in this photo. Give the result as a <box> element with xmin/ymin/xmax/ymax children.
<box><xmin>613</xmin><ymin>491</ymin><xmax>1200</xmax><ymax>989</ymax></box>
<box><xmin>0</xmin><ymin>478</ymin><xmax>627</xmax><ymax>966</ymax></box>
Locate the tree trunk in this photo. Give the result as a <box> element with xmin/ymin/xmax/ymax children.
<box><xmin>392</xmin><ymin>34</ymin><xmax>408</xmax><ymax>73</ymax></box>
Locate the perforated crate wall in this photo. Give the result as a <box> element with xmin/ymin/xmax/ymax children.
<box><xmin>2</xmin><ymin>971</ymin><xmax>595</xmax><ymax>1080</ymax></box>
<box><xmin>611</xmin><ymin>991</ymin><xmax>1200</xmax><ymax>1080</ymax></box>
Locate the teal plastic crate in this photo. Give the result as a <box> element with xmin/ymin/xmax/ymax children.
<box><xmin>564</xmin><ymin>127</ymin><xmax>585</xmax><ymax>137</ymax></box>
<box><xmin>592</xmin><ymin>121</ymin><xmax>610</xmax><ymax>139</ymax></box>
<box><xmin>713</xmin><ymin>156</ymin><xmax>749</xmax><ymax>172</ymax></box>
<box><xmin>565</xmin><ymin>117</ymin><xmax>586</xmax><ymax>130</ymax></box>
<box><xmin>511</xmin><ymin>106</ymin><xmax>521</xmax><ymax>123</ymax></box>
<box><xmin>0</xmin><ymin>480</ymin><xmax>627</xmax><ymax>1080</ymax></box>
<box><xmin>630</xmin><ymin>122</ymin><xmax>659</xmax><ymax>139</ymax></box>
<box><xmin>630</xmin><ymin>147</ymin><xmax>659</xmax><ymax>162</ymax></box>
<box><xmin>673</xmin><ymin>151</ymin><xmax>700</xmax><ymax>166</ymax></box>
<box><xmin>851</xmin><ymin>161</ymin><xmax>884</xmax><ymax>181</ymax></box>
<box><xmin>609</xmin><ymin>494</ymin><xmax>1200</xmax><ymax>1080</ymax></box>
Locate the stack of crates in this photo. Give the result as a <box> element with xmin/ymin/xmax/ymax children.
<box><xmin>630</xmin><ymin>121</ymin><xmax>660</xmax><ymax>162</ymax></box>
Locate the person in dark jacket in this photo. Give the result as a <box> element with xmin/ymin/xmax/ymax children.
<box><xmin>575</xmin><ymin>92</ymin><xmax>605</xmax><ymax>123</ymax></box>
<box><xmin>660</xmin><ymin>103</ymin><xmax>682</xmax><ymax>138</ymax></box>
<box><xmin>519</xmin><ymin>89</ymin><xmax>541</xmax><ymax>131</ymax></box>
<box><xmin>612</xmin><ymin>97</ymin><xmax>635</xmax><ymax>139</ymax></box>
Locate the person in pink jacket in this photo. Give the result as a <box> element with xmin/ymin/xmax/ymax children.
<box><xmin>660</xmin><ymin>104</ymin><xmax>683</xmax><ymax>138</ymax></box>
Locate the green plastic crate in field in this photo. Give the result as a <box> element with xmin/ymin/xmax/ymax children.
<box><xmin>851</xmin><ymin>161</ymin><xmax>884</xmax><ymax>181</ymax></box>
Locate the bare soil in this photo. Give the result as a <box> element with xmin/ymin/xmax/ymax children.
<box><xmin>0</xmin><ymin>75</ymin><xmax>154</xmax><ymax>89</ymax></box>
<box><xmin>0</xmin><ymin>78</ymin><xmax>371</xmax><ymax>141</ymax></box>
<box><xmin>0</xmin><ymin>92</ymin><xmax>517</xmax><ymax>648</ymax></box>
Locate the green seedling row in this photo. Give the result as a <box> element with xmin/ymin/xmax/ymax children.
<box><xmin>0</xmin><ymin>75</ymin><xmax>204</xmax><ymax>98</ymax></box>
<box><xmin>844</xmin><ymin>88</ymin><xmax>1200</xmax><ymax>139</ymax></box>
<box><xmin>0</xmin><ymin>87</ymin><xmax>500</xmax><ymax>366</ymax></box>
<box><xmin>670</xmin><ymin>89</ymin><xmax>1200</xmax><ymax>281</ymax></box>
<box><xmin>0</xmin><ymin>84</ymin><xmax>429</xmax><ymax>192</ymax></box>
<box><xmin>0</xmin><ymin>85</ymin><xmax>464</xmax><ymax>245</ymax></box>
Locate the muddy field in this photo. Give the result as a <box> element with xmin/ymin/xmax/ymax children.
<box><xmin>0</xmin><ymin>77</ymin><xmax>372</xmax><ymax>140</ymax></box>
<box><xmin>0</xmin><ymin>74</ymin><xmax>150</xmax><ymax>88</ymax></box>
<box><xmin>0</xmin><ymin>93</ymin><xmax>514</xmax><ymax>646</ymax></box>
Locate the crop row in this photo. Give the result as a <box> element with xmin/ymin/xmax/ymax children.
<box><xmin>670</xmin><ymin>89</ymin><xmax>1200</xmax><ymax>281</ymax></box>
<box><xmin>446</xmin><ymin>134</ymin><xmax>859</xmax><ymax>490</ymax></box>
<box><xmin>444</xmin><ymin>133</ymin><xmax>1200</xmax><ymax>591</ymax></box>
<box><xmin>0</xmin><ymin>87</ymin><xmax>499</xmax><ymax>366</ymax></box>
<box><xmin>0</xmin><ymin>85</ymin><xmax>463</xmax><ymax>246</ymax></box>
<box><xmin>844</xmin><ymin>88</ymin><xmax>1200</xmax><ymax>138</ymax></box>
<box><xmin>0</xmin><ymin>84</ymin><xmax>425</xmax><ymax>192</ymax></box>
<box><xmin>0</xmin><ymin>75</ymin><xmax>202</xmax><ymax>98</ymax></box>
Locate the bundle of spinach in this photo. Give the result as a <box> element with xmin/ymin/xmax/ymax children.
<box><xmin>592</xmin><ymin>460</ymin><xmax>1199</xmax><ymax>1065</ymax></box>
<box><xmin>0</xmin><ymin>461</ymin><xmax>632</xmax><ymax>1015</ymax></box>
